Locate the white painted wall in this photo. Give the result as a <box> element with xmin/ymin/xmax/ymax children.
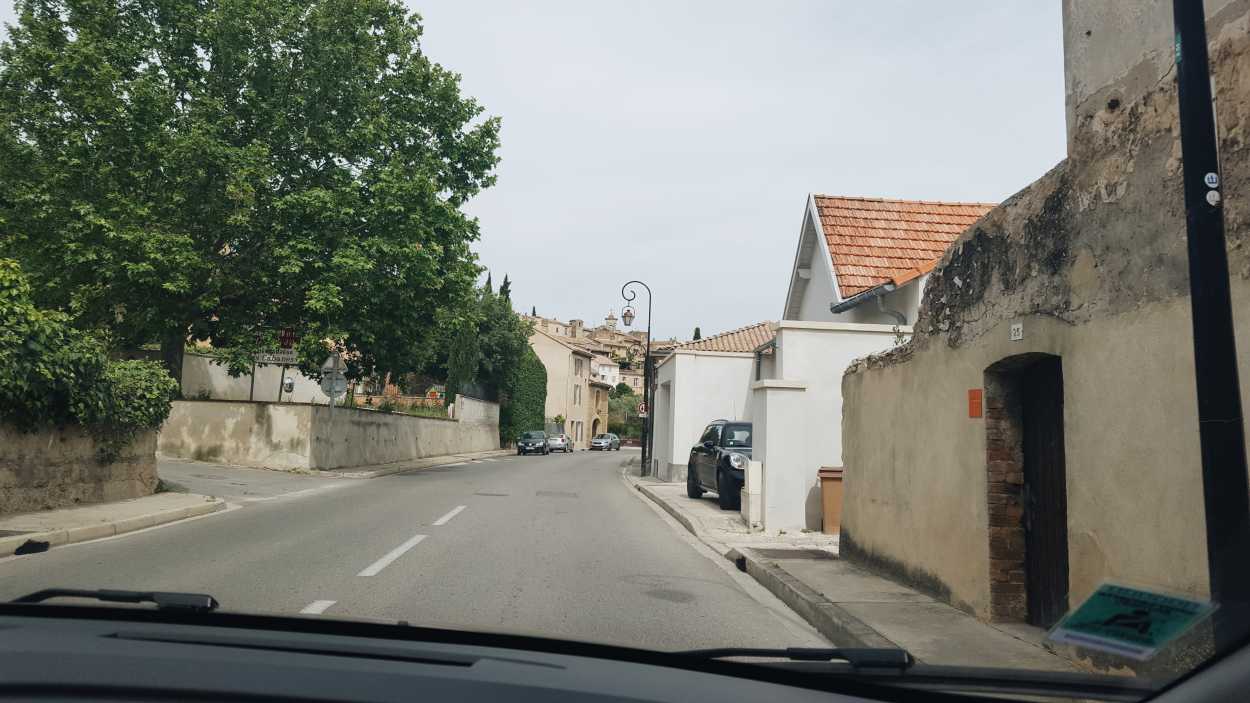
<box><xmin>182</xmin><ymin>353</ymin><xmax>331</xmax><ymax>404</ymax></box>
<box><xmin>651</xmin><ymin>351</ymin><xmax>756</xmax><ymax>481</ymax></box>
<box><xmin>751</xmin><ymin>321</ymin><xmax>908</xmax><ymax>531</ymax></box>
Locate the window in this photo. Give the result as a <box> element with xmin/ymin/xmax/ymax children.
<box><xmin>573</xmin><ymin>385</ymin><xmax>581</xmax><ymax>405</ymax></box>
<box><xmin>722</xmin><ymin>424</ymin><xmax>752</xmax><ymax>447</ymax></box>
<box><xmin>699</xmin><ymin>424</ymin><xmax>721</xmax><ymax>445</ymax></box>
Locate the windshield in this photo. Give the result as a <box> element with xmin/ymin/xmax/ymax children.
<box><xmin>0</xmin><ymin>1</ymin><xmax>1243</xmax><ymax>701</ymax></box>
<box><xmin>722</xmin><ymin>425</ymin><xmax>752</xmax><ymax>448</ymax></box>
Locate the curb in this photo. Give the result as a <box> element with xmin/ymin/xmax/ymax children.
<box><xmin>327</xmin><ymin>449</ymin><xmax>515</xmax><ymax>478</ymax></box>
<box><xmin>726</xmin><ymin>547</ymin><xmax>898</xmax><ymax>649</ymax></box>
<box><xmin>0</xmin><ymin>498</ymin><xmax>226</xmax><ymax>557</ymax></box>
<box><xmin>629</xmin><ymin>474</ymin><xmax>898</xmax><ymax>650</ymax></box>
<box><xmin>634</xmin><ymin>482</ymin><xmax>721</xmax><ymax>553</ymax></box>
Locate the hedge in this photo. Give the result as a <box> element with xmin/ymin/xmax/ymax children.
<box><xmin>499</xmin><ymin>347</ymin><xmax>546</xmax><ymax>444</ymax></box>
<box><xmin>0</xmin><ymin>259</ymin><xmax>177</xmax><ymax>461</ymax></box>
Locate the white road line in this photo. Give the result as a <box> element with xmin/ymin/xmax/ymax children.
<box><xmin>440</xmin><ymin>462</ymin><xmax>467</xmax><ymax>468</ymax></box>
<box><xmin>357</xmin><ymin>534</ymin><xmax>427</xmax><ymax>577</ymax></box>
<box><xmin>432</xmin><ymin>505</ymin><xmax>467</xmax><ymax>526</ymax></box>
<box><xmin>300</xmin><ymin>600</ymin><xmax>336</xmax><ymax>615</ymax></box>
<box><xmin>481</xmin><ymin>458</ymin><xmax>498</xmax><ymax>462</ymax></box>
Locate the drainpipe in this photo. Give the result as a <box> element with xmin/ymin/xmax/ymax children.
<box><xmin>829</xmin><ymin>282</ymin><xmax>907</xmax><ymax>325</ymax></box>
<box><xmin>754</xmin><ymin>339</ymin><xmax>776</xmax><ymax>381</ymax></box>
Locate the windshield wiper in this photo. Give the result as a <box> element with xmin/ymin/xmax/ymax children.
<box><xmin>680</xmin><ymin>646</ymin><xmax>913</xmax><ymax>670</ymax></box>
<box><xmin>11</xmin><ymin>588</ymin><xmax>219</xmax><ymax>613</ymax></box>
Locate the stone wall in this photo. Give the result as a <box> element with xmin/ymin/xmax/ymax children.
<box><xmin>0</xmin><ymin>425</ymin><xmax>157</xmax><ymax>515</ymax></box>
<box><xmin>158</xmin><ymin>398</ymin><xmax>500</xmax><ymax>471</ymax></box>
<box><xmin>840</xmin><ymin>0</ymin><xmax>1250</xmax><ymax>625</ymax></box>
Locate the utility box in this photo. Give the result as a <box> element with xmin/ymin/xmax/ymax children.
<box><xmin>818</xmin><ymin>467</ymin><xmax>844</xmax><ymax>535</ymax></box>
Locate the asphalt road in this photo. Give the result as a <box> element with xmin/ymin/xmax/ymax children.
<box><xmin>0</xmin><ymin>449</ymin><xmax>826</xmax><ymax>652</ymax></box>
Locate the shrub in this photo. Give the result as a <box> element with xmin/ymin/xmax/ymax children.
<box><xmin>0</xmin><ymin>259</ymin><xmax>177</xmax><ymax>461</ymax></box>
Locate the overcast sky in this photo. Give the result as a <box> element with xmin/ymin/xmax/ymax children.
<box><xmin>0</xmin><ymin>1</ymin><xmax>1067</xmax><ymax>341</ymax></box>
<box><xmin>414</xmin><ymin>1</ymin><xmax>1066</xmax><ymax>340</ymax></box>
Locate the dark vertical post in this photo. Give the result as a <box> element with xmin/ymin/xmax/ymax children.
<box><xmin>622</xmin><ymin>280</ymin><xmax>654</xmax><ymax>476</ymax></box>
<box><xmin>1172</xmin><ymin>1</ymin><xmax>1250</xmax><ymax>650</ymax></box>
<box><xmin>248</xmin><ymin>360</ymin><xmax>257</xmax><ymax>402</ymax></box>
<box><xmin>276</xmin><ymin>364</ymin><xmax>287</xmax><ymax>402</ymax></box>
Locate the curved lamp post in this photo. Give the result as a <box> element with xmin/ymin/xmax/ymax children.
<box><xmin>620</xmin><ymin>280</ymin><xmax>653</xmax><ymax>476</ymax></box>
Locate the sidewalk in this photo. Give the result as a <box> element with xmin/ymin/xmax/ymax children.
<box><xmin>626</xmin><ymin>471</ymin><xmax>1074</xmax><ymax>671</ymax></box>
<box><xmin>0</xmin><ymin>492</ymin><xmax>225</xmax><ymax>557</ymax></box>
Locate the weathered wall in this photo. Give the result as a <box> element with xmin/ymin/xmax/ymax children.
<box><xmin>158</xmin><ymin>400</ymin><xmax>499</xmax><ymax>470</ymax></box>
<box><xmin>841</xmin><ymin>0</ymin><xmax>1250</xmax><ymax>622</ymax></box>
<box><xmin>0</xmin><ymin>425</ymin><xmax>157</xmax><ymax>514</ymax></box>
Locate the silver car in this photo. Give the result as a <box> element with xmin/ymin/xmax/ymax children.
<box><xmin>590</xmin><ymin>433</ymin><xmax>621</xmax><ymax>451</ymax></box>
<box><xmin>547</xmin><ymin>433</ymin><xmax>573</xmax><ymax>452</ymax></box>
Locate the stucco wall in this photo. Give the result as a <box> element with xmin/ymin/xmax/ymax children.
<box><xmin>158</xmin><ymin>399</ymin><xmax>499</xmax><ymax>471</ymax></box>
<box><xmin>651</xmin><ymin>352</ymin><xmax>756</xmax><ymax>481</ymax></box>
<box><xmin>841</xmin><ymin>0</ymin><xmax>1250</xmax><ymax>621</ymax></box>
<box><xmin>0</xmin><ymin>425</ymin><xmax>157</xmax><ymax>514</ymax></box>
<box><xmin>181</xmin><ymin>352</ymin><xmax>331</xmax><ymax>404</ymax></box>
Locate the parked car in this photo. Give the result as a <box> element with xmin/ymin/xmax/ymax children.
<box><xmin>517</xmin><ymin>431</ymin><xmax>549</xmax><ymax>455</ymax></box>
<box><xmin>590</xmin><ymin>433</ymin><xmax>621</xmax><ymax>451</ymax></box>
<box><xmin>686</xmin><ymin>420</ymin><xmax>751</xmax><ymax>510</ymax></box>
<box><xmin>547</xmin><ymin>433</ymin><xmax>572</xmax><ymax>452</ymax></box>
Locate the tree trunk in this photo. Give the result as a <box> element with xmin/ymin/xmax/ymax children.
<box><xmin>159</xmin><ymin>326</ymin><xmax>187</xmax><ymax>393</ymax></box>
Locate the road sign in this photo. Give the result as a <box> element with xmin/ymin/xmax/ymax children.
<box><xmin>279</xmin><ymin>327</ymin><xmax>297</xmax><ymax>349</ymax></box>
<box><xmin>1048</xmin><ymin>583</ymin><xmax>1215</xmax><ymax>660</ymax></box>
<box><xmin>321</xmin><ymin>353</ymin><xmax>347</xmax><ymax>374</ymax></box>
<box><xmin>637</xmin><ymin>401</ymin><xmax>648</xmax><ymax>415</ymax></box>
<box><xmin>256</xmin><ymin>349</ymin><xmax>297</xmax><ymax>365</ymax></box>
<box><xmin>320</xmin><ymin>372</ymin><xmax>348</xmax><ymax>398</ymax></box>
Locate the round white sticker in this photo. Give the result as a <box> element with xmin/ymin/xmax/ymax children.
<box><xmin>1206</xmin><ymin>190</ymin><xmax>1222</xmax><ymax>207</ymax></box>
<box><xmin>1204</xmin><ymin>172</ymin><xmax>1220</xmax><ymax>188</ymax></box>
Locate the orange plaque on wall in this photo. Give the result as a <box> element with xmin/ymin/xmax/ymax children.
<box><xmin>968</xmin><ymin>389</ymin><xmax>983</xmax><ymax>418</ymax></box>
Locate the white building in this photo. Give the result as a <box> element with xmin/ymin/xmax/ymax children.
<box><xmin>748</xmin><ymin>194</ymin><xmax>994</xmax><ymax>531</ymax></box>
<box><xmin>651</xmin><ymin>194</ymin><xmax>995</xmax><ymax>533</ymax></box>
<box><xmin>651</xmin><ymin>322</ymin><xmax>776</xmax><ymax>482</ymax></box>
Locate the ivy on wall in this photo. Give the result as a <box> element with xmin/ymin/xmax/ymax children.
<box><xmin>499</xmin><ymin>347</ymin><xmax>546</xmax><ymax>444</ymax></box>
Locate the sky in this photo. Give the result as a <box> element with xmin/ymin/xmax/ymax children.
<box><xmin>0</xmin><ymin>1</ymin><xmax>1067</xmax><ymax>342</ymax></box>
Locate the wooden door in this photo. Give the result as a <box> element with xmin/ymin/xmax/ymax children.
<box><xmin>1021</xmin><ymin>357</ymin><xmax>1070</xmax><ymax>628</ymax></box>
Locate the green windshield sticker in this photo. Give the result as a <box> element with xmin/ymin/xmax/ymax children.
<box><xmin>1048</xmin><ymin>584</ymin><xmax>1215</xmax><ymax>660</ymax></box>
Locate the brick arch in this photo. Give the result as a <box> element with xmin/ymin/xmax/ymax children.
<box><xmin>983</xmin><ymin>352</ymin><xmax>1061</xmax><ymax>622</ymax></box>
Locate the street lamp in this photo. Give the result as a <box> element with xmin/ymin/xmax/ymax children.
<box><xmin>621</xmin><ymin>280</ymin><xmax>653</xmax><ymax>476</ymax></box>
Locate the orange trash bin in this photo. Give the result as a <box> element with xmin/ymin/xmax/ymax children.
<box><xmin>818</xmin><ymin>467</ymin><xmax>844</xmax><ymax>535</ymax></box>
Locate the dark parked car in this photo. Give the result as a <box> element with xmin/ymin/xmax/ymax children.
<box><xmin>686</xmin><ymin>420</ymin><xmax>751</xmax><ymax>510</ymax></box>
<box><xmin>517</xmin><ymin>431</ymin><xmax>550</xmax><ymax>455</ymax></box>
<box><xmin>589</xmin><ymin>433</ymin><xmax>620</xmax><ymax>451</ymax></box>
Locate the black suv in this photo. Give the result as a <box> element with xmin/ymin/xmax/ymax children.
<box><xmin>686</xmin><ymin>420</ymin><xmax>752</xmax><ymax>510</ymax></box>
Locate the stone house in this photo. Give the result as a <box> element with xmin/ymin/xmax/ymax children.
<box><xmin>588</xmin><ymin>380</ymin><xmax>612</xmax><ymax>440</ymax></box>
<box><xmin>528</xmin><ymin>329</ymin><xmax>593</xmax><ymax>448</ymax></box>
<box><xmin>840</xmin><ymin>0</ymin><xmax>1250</xmax><ymax>637</ymax></box>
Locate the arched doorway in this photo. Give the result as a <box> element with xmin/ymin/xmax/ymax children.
<box><xmin>984</xmin><ymin>353</ymin><xmax>1069</xmax><ymax>627</ymax></box>
<box><xmin>592</xmin><ymin>418</ymin><xmax>601</xmax><ymax>436</ymax></box>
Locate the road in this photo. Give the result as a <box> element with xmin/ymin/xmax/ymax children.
<box><xmin>0</xmin><ymin>449</ymin><xmax>826</xmax><ymax>652</ymax></box>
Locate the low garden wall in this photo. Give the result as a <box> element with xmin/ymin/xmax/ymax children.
<box><xmin>158</xmin><ymin>396</ymin><xmax>500</xmax><ymax>471</ymax></box>
<box><xmin>0</xmin><ymin>425</ymin><xmax>158</xmax><ymax>514</ymax></box>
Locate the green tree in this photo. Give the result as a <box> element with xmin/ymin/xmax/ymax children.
<box><xmin>531</xmin><ymin>306</ymin><xmax>537</xmax><ymax>317</ymax></box>
<box><xmin>443</xmin><ymin>321</ymin><xmax>480</xmax><ymax>403</ymax></box>
<box><xmin>498</xmin><ymin>274</ymin><xmax>511</xmax><ymax>301</ymax></box>
<box><xmin>610</xmin><ymin>382</ymin><xmax>634</xmax><ymax>398</ymax></box>
<box><xmin>0</xmin><ymin>0</ymin><xmax>500</xmax><ymax>386</ymax></box>
<box><xmin>608</xmin><ymin>394</ymin><xmax>642</xmax><ymax>439</ymax></box>
<box><xmin>692</xmin><ymin>327</ymin><xmax>702</xmax><ymax>340</ymax></box>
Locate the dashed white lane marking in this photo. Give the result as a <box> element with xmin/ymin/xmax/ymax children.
<box><xmin>357</xmin><ymin>534</ymin><xmax>427</xmax><ymax>577</ymax></box>
<box><xmin>481</xmin><ymin>458</ymin><xmax>498</xmax><ymax>462</ymax></box>
<box><xmin>300</xmin><ymin>600</ymin><xmax>336</xmax><ymax>615</ymax></box>
<box><xmin>432</xmin><ymin>505</ymin><xmax>467</xmax><ymax>526</ymax></box>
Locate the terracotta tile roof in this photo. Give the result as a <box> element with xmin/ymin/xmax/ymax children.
<box><xmin>813</xmin><ymin>195</ymin><xmax>995</xmax><ymax>297</ymax></box>
<box><xmin>673</xmin><ymin>322</ymin><xmax>776</xmax><ymax>354</ymax></box>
